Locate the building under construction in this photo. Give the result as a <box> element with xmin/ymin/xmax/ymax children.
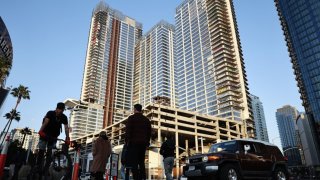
<box><xmin>72</xmin><ymin>102</ymin><xmax>246</xmax><ymax>178</ymax></box>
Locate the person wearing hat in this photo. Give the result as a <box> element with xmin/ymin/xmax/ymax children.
<box><xmin>90</xmin><ymin>131</ymin><xmax>112</xmax><ymax>180</ymax></box>
<box><xmin>36</xmin><ymin>102</ymin><xmax>70</xmax><ymax>178</ymax></box>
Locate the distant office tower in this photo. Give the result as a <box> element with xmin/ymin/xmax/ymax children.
<box><xmin>297</xmin><ymin>113</ymin><xmax>319</xmax><ymax>166</ymax></box>
<box><xmin>276</xmin><ymin>105</ymin><xmax>302</xmax><ymax>166</ymax></box>
<box><xmin>133</xmin><ymin>21</ymin><xmax>176</xmax><ymax>107</ymax></box>
<box><xmin>249</xmin><ymin>94</ymin><xmax>269</xmax><ymax>142</ymax></box>
<box><xmin>275</xmin><ymin>0</ymin><xmax>320</xmax><ymax>164</ymax></box>
<box><xmin>0</xmin><ymin>17</ymin><xmax>13</xmax><ymax>110</ymax></box>
<box><xmin>69</xmin><ymin>2</ymin><xmax>142</xmax><ymax>139</ymax></box>
<box><xmin>175</xmin><ymin>0</ymin><xmax>253</xmax><ymax>136</ymax></box>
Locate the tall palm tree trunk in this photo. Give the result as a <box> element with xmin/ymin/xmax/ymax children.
<box><xmin>0</xmin><ymin>120</ymin><xmax>10</xmax><ymax>141</ymax></box>
<box><xmin>0</xmin><ymin>99</ymin><xmax>21</xmax><ymax>146</ymax></box>
<box><xmin>0</xmin><ymin>118</ymin><xmax>12</xmax><ymax>146</ymax></box>
<box><xmin>14</xmin><ymin>97</ymin><xmax>21</xmax><ymax>111</ymax></box>
<box><xmin>21</xmin><ymin>134</ymin><xmax>27</xmax><ymax>147</ymax></box>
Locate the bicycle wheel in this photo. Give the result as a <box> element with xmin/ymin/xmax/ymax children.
<box><xmin>51</xmin><ymin>144</ymin><xmax>73</xmax><ymax>180</ymax></box>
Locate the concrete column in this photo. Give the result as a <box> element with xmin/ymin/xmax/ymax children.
<box><xmin>236</xmin><ymin>124</ymin><xmax>241</xmax><ymax>139</ymax></box>
<box><xmin>195</xmin><ymin>135</ymin><xmax>199</xmax><ymax>153</ymax></box>
<box><xmin>195</xmin><ymin>116</ymin><xmax>199</xmax><ymax>153</ymax></box>
<box><xmin>111</xmin><ymin>126</ymin><xmax>115</xmax><ymax>145</ymax></box>
<box><xmin>200</xmin><ymin>137</ymin><xmax>204</xmax><ymax>154</ymax></box>
<box><xmin>118</xmin><ymin>129</ymin><xmax>122</xmax><ymax>146</ymax></box>
<box><xmin>157</xmin><ymin>121</ymin><xmax>161</xmax><ymax>180</ymax></box>
<box><xmin>216</xmin><ymin>120</ymin><xmax>220</xmax><ymax>141</ymax></box>
<box><xmin>227</xmin><ymin>122</ymin><xmax>231</xmax><ymax>140</ymax></box>
<box><xmin>175</xmin><ymin>131</ymin><xmax>179</xmax><ymax>178</ymax></box>
<box><xmin>185</xmin><ymin>139</ymin><xmax>189</xmax><ymax>157</ymax></box>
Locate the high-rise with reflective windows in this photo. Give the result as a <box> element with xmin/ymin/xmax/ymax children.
<box><xmin>133</xmin><ymin>21</ymin><xmax>176</xmax><ymax>107</ymax></box>
<box><xmin>69</xmin><ymin>2</ymin><xmax>142</xmax><ymax>139</ymax></box>
<box><xmin>276</xmin><ymin>105</ymin><xmax>302</xmax><ymax>166</ymax></box>
<box><xmin>0</xmin><ymin>17</ymin><xmax>12</xmax><ymax>111</ymax></box>
<box><xmin>0</xmin><ymin>17</ymin><xmax>12</xmax><ymax>88</ymax></box>
<box><xmin>175</xmin><ymin>0</ymin><xmax>253</xmax><ymax>136</ymax></box>
<box><xmin>249</xmin><ymin>94</ymin><xmax>269</xmax><ymax>142</ymax></box>
<box><xmin>275</xmin><ymin>0</ymin><xmax>320</xmax><ymax>164</ymax></box>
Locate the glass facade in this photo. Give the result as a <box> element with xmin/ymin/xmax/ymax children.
<box><xmin>276</xmin><ymin>105</ymin><xmax>302</xmax><ymax>166</ymax></box>
<box><xmin>0</xmin><ymin>17</ymin><xmax>12</xmax><ymax>111</ymax></box>
<box><xmin>112</xmin><ymin>16</ymin><xmax>142</xmax><ymax>123</ymax></box>
<box><xmin>0</xmin><ymin>17</ymin><xmax>13</xmax><ymax>88</ymax></box>
<box><xmin>175</xmin><ymin>0</ymin><xmax>253</xmax><ymax>136</ymax></box>
<box><xmin>70</xmin><ymin>2</ymin><xmax>142</xmax><ymax>139</ymax></box>
<box><xmin>249</xmin><ymin>94</ymin><xmax>269</xmax><ymax>142</ymax></box>
<box><xmin>133</xmin><ymin>21</ymin><xmax>176</xmax><ymax>108</ymax></box>
<box><xmin>275</xmin><ymin>0</ymin><xmax>320</xmax><ymax>164</ymax></box>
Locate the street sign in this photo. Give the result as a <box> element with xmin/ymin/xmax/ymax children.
<box><xmin>106</xmin><ymin>153</ymin><xmax>119</xmax><ymax>179</ymax></box>
<box><xmin>110</xmin><ymin>153</ymin><xmax>119</xmax><ymax>176</ymax></box>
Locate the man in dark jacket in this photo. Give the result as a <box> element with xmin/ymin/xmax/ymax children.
<box><xmin>160</xmin><ymin>134</ymin><xmax>175</xmax><ymax>180</ymax></box>
<box><xmin>125</xmin><ymin>104</ymin><xmax>151</xmax><ymax>180</ymax></box>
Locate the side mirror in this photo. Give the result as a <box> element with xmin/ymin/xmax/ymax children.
<box><xmin>244</xmin><ymin>144</ymin><xmax>251</xmax><ymax>154</ymax></box>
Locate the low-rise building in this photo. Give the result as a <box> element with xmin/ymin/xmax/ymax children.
<box><xmin>11</xmin><ymin>128</ymin><xmax>39</xmax><ymax>152</ymax></box>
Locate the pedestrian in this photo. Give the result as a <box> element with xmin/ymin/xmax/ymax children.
<box><xmin>125</xmin><ymin>104</ymin><xmax>151</xmax><ymax>180</ymax></box>
<box><xmin>36</xmin><ymin>102</ymin><xmax>70</xmax><ymax>178</ymax></box>
<box><xmin>90</xmin><ymin>131</ymin><xmax>112</xmax><ymax>180</ymax></box>
<box><xmin>160</xmin><ymin>134</ymin><xmax>175</xmax><ymax>180</ymax></box>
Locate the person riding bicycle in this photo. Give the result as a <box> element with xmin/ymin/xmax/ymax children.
<box><xmin>36</xmin><ymin>102</ymin><xmax>70</xmax><ymax>178</ymax></box>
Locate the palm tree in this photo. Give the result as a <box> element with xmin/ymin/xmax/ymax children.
<box><xmin>10</xmin><ymin>85</ymin><xmax>30</xmax><ymax>111</ymax></box>
<box><xmin>20</xmin><ymin>127</ymin><xmax>32</xmax><ymax>148</ymax></box>
<box><xmin>0</xmin><ymin>110</ymin><xmax>21</xmax><ymax>146</ymax></box>
<box><xmin>0</xmin><ymin>85</ymin><xmax>30</xmax><ymax>146</ymax></box>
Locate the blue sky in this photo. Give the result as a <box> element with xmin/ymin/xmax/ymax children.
<box><xmin>0</xmin><ymin>0</ymin><xmax>303</xmax><ymax>148</ymax></box>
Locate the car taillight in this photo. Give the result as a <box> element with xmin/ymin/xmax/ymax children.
<box><xmin>208</xmin><ymin>155</ymin><xmax>220</xmax><ymax>161</ymax></box>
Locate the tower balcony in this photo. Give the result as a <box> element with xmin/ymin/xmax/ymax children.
<box><xmin>217</xmin><ymin>91</ymin><xmax>242</xmax><ymax>99</ymax></box>
<box><xmin>216</xmin><ymin>76</ymin><xmax>240</xmax><ymax>85</ymax></box>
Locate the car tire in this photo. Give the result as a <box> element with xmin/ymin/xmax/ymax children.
<box><xmin>272</xmin><ymin>167</ymin><xmax>288</xmax><ymax>180</ymax></box>
<box><xmin>219</xmin><ymin>164</ymin><xmax>241</xmax><ymax>180</ymax></box>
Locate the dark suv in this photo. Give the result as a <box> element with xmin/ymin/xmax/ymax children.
<box><xmin>183</xmin><ymin>139</ymin><xmax>288</xmax><ymax>180</ymax></box>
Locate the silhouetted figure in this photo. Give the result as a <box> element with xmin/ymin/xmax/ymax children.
<box><xmin>90</xmin><ymin>131</ymin><xmax>112</xmax><ymax>180</ymax></box>
<box><xmin>125</xmin><ymin>104</ymin><xmax>151</xmax><ymax>180</ymax></box>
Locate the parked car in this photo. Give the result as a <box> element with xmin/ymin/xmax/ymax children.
<box><xmin>183</xmin><ymin>139</ymin><xmax>289</xmax><ymax>180</ymax></box>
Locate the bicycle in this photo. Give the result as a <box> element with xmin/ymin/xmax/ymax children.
<box><xmin>29</xmin><ymin>138</ymin><xmax>73</xmax><ymax>180</ymax></box>
<box><xmin>50</xmin><ymin>140</ymin><xmax>73</xmax><ymax>180</ymax></box>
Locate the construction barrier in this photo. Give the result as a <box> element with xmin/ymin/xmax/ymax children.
<box><xmin>0</xmin><ymin>135</ymin><xmax>10</xmax><ymax>179</ymax></box>
<box><xmin>71</xmin><ymin>149</ymin><xmax>80</xmax><ymax>180</ymax></box>
<box><xmin>106</xmin><ymin>153</ymin><xmax>119</xmax><ymax>180</ymax></box>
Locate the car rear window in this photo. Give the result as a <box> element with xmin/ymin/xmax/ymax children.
<box><xmin>209</xmin><ymin>141</ymin><xmax>237</xmax><ymax>153</ymax></box>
